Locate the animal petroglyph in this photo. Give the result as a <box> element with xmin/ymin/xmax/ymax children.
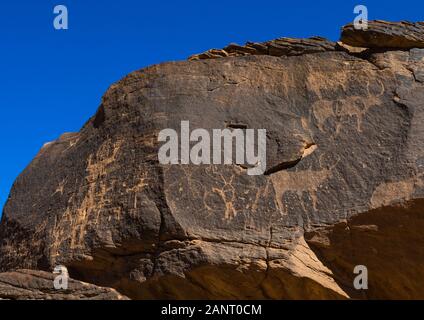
<box><xmin>49</xmin><ymin>140</ymin><xmax>123</xmax><ymax>257</ymax></box>
<box><xmin>270</xmin><ymin>158</ymin><xmax>340</xmax><ymax>216</ymax></box>
<box><xmin>311</xmin><ymin>95</ymin><xmax>382</xmax><ymax>133</ymax></box>
<box><xmin>371</xmin><ymin>175</ymin><xmax>424</xmax><ymax>208</ymax></box>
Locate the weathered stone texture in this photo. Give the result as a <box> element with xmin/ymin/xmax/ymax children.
<box><xmin>0</xmin><ymin>269</ymin><xmax>128</xmax><ymax>300</ymax></box>
<box><xmin>1</xmin><ymin>21</ymin><xmax>424</xmax><ymax>299</ymax></box>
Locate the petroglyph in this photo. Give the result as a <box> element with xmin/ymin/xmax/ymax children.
<box><xmin>270</xmin><ymin>157</ymin><xmax>340</xmax><ymax>216</ymax></box>
<box><xmin>50</xmin><ymin>140</ymin><xmax>123</xmax><ymax>256</ymax></box>
<box><xmin>312</xmin><ymin>95</ymin><xmax>382</xmax><ymax>133</ymax></box>
<box><xmin>271</xmin><ymin>168</ymin><xmax>332</xmax><ymax>215</ymax></box>
<box><xmin>3</xmin><ymin>21</ymin><xmax>424</xmax><ymax>299</ymax></box>
<box><xmin>371</xmin><ymin>176</ymin><xmax>424</xmax><ymax>208</ymax></box>
<box><xmin>53</xmin><ymin>179</ymin><xmax>66</xmax><ymax>196</ymax></box>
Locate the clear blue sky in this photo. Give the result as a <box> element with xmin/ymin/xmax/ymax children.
<box><xmin>0</xmin><ymin>0</ymin><xmax>422</xmax><ymax>215</ymax></box>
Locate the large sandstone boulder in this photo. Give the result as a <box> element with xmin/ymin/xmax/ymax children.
<box><xmin>0</xmin><ymin>20</ymin><xmax>423</xmax><ymax>299</ymax></box>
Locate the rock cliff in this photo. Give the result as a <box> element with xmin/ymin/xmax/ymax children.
<box><xmin>1</xmin><ymin>20</ymin><xmax>423</xmax><ymax>299</ymax></box>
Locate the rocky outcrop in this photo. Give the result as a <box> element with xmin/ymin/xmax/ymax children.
<box><xmin>0</xmin><ymin>269</ymin><xmax>128</xmax><ymax>300</ymax></box>
<box><xmin>342</xmin><ymin>20</ymin><xmax>424</xmax><ymax>49</ymax></box>
<box><xmin>0</xmin><ymin>20</ymin><xmax>424</xmax><ymax>299</ymax></box>
<box><xmin>189</xmin><ymin>37</ymin><xmax>336</xmax><ymax>60</ymax></box>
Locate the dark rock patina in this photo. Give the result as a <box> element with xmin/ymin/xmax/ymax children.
<box><xmin>1</xmin><ymin>20</ymin><xmax>424</xmax><ymax>299</ymax></box>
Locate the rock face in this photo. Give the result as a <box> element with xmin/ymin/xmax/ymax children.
<box><xmin>0</xmin><ymin>269</ymin><xmax>128</xmax><ymax>300</ymax></box>
<box><xmin>0</xmin><ymin>20</ymin><xmax>424</xmax><ymax>299</ymax></box>
<box><xmin>342</xmin><ymin>20</ymin><xmax>424</xmax><ymax>49</ymax></box>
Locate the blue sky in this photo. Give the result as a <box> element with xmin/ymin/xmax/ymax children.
<box><xmin>0</xmin><ymin>0</ymin><xmax>422</xmax><ymax>215</ymax></box>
